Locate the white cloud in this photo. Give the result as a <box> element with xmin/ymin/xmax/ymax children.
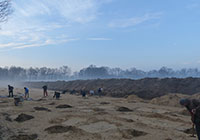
<box><xmin>0</xmin><ymin>37</ymin><xmax>79</xmax><ymax>50</ymax></box>
<box><xmin>0</xmin><ymin>31</ymin><xmax>15</xmax><ymax>36</ymax></box>
<box><xmin>109</xmin><ymin>12</ymin><xmax>163</xmax><ymax>28</ymax></box>
<box><xmin>13</xmin><ymin>43</ymin><xmax>46</xmax><ymax>49</ymax></box>
<box><xmin>0</xmin><ymin>42</ymin><xmax>24</xmax><ymax>48</ymax></box>
<box><xmin>87</xmin><ymin>37</ymin><xmax>112</xmax><ymax>41</ymax></box>
<box><xmin>0</xmin><ymin>0</ymin><xmax>112</xmax><ymax>51</ymax></box>
<box><xmin>12</xmin><ymin>0</ymin><xmax>111</xmax><ymax>24</ymax></box>
<box><xmin>13</xmin><ymin>38</ymin><xmax>78</xmax><ymax>49</ymax></box>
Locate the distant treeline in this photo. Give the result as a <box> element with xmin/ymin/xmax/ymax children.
<box><xmin>1</xmin><ymin>65</ymin><xmax>200</xmax><ymax>81</ymax></box>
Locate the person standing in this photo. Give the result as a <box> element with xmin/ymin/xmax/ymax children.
<box><xmin>8</xmin><ymin>85</ymin><xmax>14</xmax><ymax>97</ymax></box>
<box><xmin>24</xmin><ymin>87</ymin><xmax>29</xmax><ymax>99</ymax></box>
<box><xmin>42</xmin><ymin>85</ymin><xmax>48</xmax><ymax>97</ymax></box>
<box><xmin>180</xmin><ymin>98</ymin><xmax>200</xmax><ymax>140</ymax></box>
<box><xmin>98</xmin><ymin>87</ymin><xmax>103</xmax><ymax>97</ymax></box>
<box><xmin>81</xmin><ymin>90</ymin><xmax>86</xmax><ymax>98</ymax></box>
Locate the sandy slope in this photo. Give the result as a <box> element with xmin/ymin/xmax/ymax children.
<box><xmin>0</xmin><ymin>88</ymin><xmax>197</xmax><ymax>140</ymax></box>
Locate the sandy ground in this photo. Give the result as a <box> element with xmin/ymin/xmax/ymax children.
<box><xmin>0</xmin><ymin>88</ymin><xmax>197</xmax><ymax>140</ymax></box>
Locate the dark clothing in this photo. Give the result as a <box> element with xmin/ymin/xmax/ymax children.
<box><xmin>185</xmin><ymin>99</ymin><xmax>200</xmax><ymax>140</ymax></box>
<box><xmin>14</xmin><ymin>96</ymin><xmax>24</xmax><ymax>106</ymax></box>
<box><xmin>42</xmin><ymin>85</ymin><xmax>47</xmax><ymax>91</ymax></box>
<box><xmin>70</xmin><ymin>90</ymin><xmax>76</xmax><ymax>94</ymax></box>
<box><xmin>53</xmin><ymin>92</ymin><xmax>60</xmax><ymax>99</ymax></box>
<box><xmin>81</xmin><ymin>90</ymin><xmax>86</xmax><ymax>97</ymax></box>
<box><xmin>98</xmin><ymin>88</ymin><xmax>103</xmax><ymax>97</ymax></box>
<box><xmin>8</xmin><ymin>85</ymin><xmax>14</xmax><ymax>97</ymax></box>
<box><xmin>98</xmin><ymin>88</ymin><xmax>102</xmax><ymax>93</ymax></box>
<box><xmin>42</xmin><ymin>85</ymin><xmax>48</xmax><ymax>97</ymax></box>
<box><xmin>196</xmin><ymin>124</ymin><xmax>200</xmax><ymax>140</ymax></box>
<box><xmin>185</xmin><ymin>99</ymin><xmax>200</xmax><ymax>123</ymax></box>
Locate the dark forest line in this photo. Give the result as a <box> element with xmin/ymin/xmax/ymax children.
<box><xmin>1</xmin><ymin>65</ymin><xmax>200</xmax><ymax>81</ymax></box>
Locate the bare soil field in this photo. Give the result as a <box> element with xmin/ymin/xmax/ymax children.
<box><xmin>0</xmin><ymin>87</ymin><xmax>198</xmax><ymax>140</ymax></box>
<box><xmin>25</xmin><ymin>78</ymin><xmax>200</xmax><ymax>99</ymax></box>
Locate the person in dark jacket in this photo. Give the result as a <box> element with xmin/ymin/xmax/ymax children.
<box><xmin>180</xmin><ymin>98</ymin><xmax>200</xmax><ymax>140</ymax></box>
<box><xmin>53</xmin><ymin>91</ymin><xmax>61</xmax><ymax>99</ymax></box>
<box><xmin>98</xmin><ymin>87</ymin><xmax>103</xmax><ymax>97</ymax></box>
<box><xmin>8</xmin><ymin>85</ymin><xmax>14</xmax><ymax>97</ymax></box>
<box><xmin>81</xmin><ymin>90</ymin><xmax>86</xmax><ymax>98</ymax></box>
<box><xmin>42</xmin><ymin>85</ymin><xmax>48</xmax><ymax>97</ymax></box>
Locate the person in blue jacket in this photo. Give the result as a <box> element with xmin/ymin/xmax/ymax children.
<box><xmin>24</xmin><ymin>87</ymin><xmax>29</xmax><ymax>99</ymax></box>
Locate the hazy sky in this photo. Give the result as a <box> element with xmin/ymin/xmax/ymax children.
<box><xmin>0</xmin><ymin>0</ymin><xmax>200</xmax><ymax>71</ymax></box>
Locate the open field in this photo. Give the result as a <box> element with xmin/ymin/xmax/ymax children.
<box><xmin>0</xmin><ymin>87</ymin><xmax>198</xmax><ymax>140</ymax></box>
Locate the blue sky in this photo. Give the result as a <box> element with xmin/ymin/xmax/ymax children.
<box><xmin>0</xmin><ymin>0</ymin><xmax>200</xmax><ymax>71</ymax></box>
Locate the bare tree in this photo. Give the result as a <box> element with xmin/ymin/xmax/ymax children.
<box><xmin>0</xmin><ymin>0</ymin><xmax>12</xmax><ymax>23</ymax></box>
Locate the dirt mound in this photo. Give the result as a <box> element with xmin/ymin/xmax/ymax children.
<box><xmin>48</xmin><ymin>102</ymin><xmax>55</xmax><ymax>105</ymax></box>
<box><xmin>14</xmin><ymin>114</ymin><xmax>34</xmax><ymax>123</ymax></box>
<box><xmin>26</xmin><ymin>77</ymin><xmax>200</xmax><ymax>99</ymax></box>
<box><xmin>5</xmin><ymin>115</ymin><xmax>12</xmax><ymax>122</ymax></box>
<box><xmin>0</xmin><ymin>124</ymin><xmax>14</xmax><ymax>139</ymax></box>
<box><xmin>126</xmin><ymin>94</ymin><xmax>144</xmax><ymax>102</ymax></box>
<box><xmin>56</xmin><ymin>104</ymin><xmax>72</xmax><ymax>109</ymax></box>
<box><xmin>120</xmin><ymin>129</ymin><xmax>147</xmax><ymax>139</ymax></box>
<box><xmin>44</xmin><ymin>125</ymin><xmax>79</xmax><ymax>134</ymax></box>
<box><xmin>183</xmin><ymin>128</ymin><xmax>196</xmax><ymax>134</ymax></box>
<box><xmin>143</xmin><ymin>113</ymin><xmax>184</xmax><ymax>122</ymax></box>
<box><xmin>36</xmin><ymin>98</ymin><xmax>47</xmax><ymax>101</ymax></box>
<box><xmin>10</xmin><ymin>134</ymin><xmax>38</xmax><ymax>140</ymax></box>
<box><xmin>117</xmin><ymin>107</ymin><xmax>133</xmax><ymax>112</ymax></box>
<box><xmin>191</xmin><ymin>93</ymin><xmax>200</xmax><ymax>99</ymax></box>
<box><xmin>93</xmin><ymin>108</ymin><xmax>105</xmax><ymax>112</ymax></box>
<box><xmin>100</xmin><ymin>102</ymin><xmax>110</xmax><ymax>105</ymax></box>
<box><xmin>2</xmin><ymin>113</ymin><xmax>12</xmax><ymax>122</ymax></box>
<box><xmin>34</xmin><ymin>107</ymin><xmax>51</xmax><ymax>112</ymax></box>
<box><xmin>150</xmin><ymin>93</ymin><xmax>189</xmax><ymax>107</ymax></box>
<box><xmin>123</xmin><ymin>118</ymin><xmax>134</xmax><ymax>123</ymax></box>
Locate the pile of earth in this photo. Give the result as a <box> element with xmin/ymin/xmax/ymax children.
<box><xmin>44</xmin><ymin>125</ymin><xmax>78</xmax><ymax>134</ymax></box>
<box><xmin>120</xmin><ymin>129</ymin><xmax>147</xmax><ymax>139</ymax></box>
<box><xmin>25</xmin><ymin>77</ymin><xmax>200</xmax><ymax>99</ymax></box>
<box><xmin>150</xmin><ymin>93</ymin><xmax>189</xmax><ymax>107</ymax></box>
<box><xmin>14</xmin><ymin>113</ymin><xmax>34</xmax><ymax>123</ymax></box>
<box><xmin>10</xmin><ymin>134</ymin><xmax>38</xmax><ymax>140</ymax></box>
<box><xmin>126</xmin><ymin>94</ymin><xmax>144</xmax><ymax>102</ymax></box>
<box><xmin>34</xmin><ymin>107</ymin><xmax>51</xmax><ymax>112</ymax></box>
